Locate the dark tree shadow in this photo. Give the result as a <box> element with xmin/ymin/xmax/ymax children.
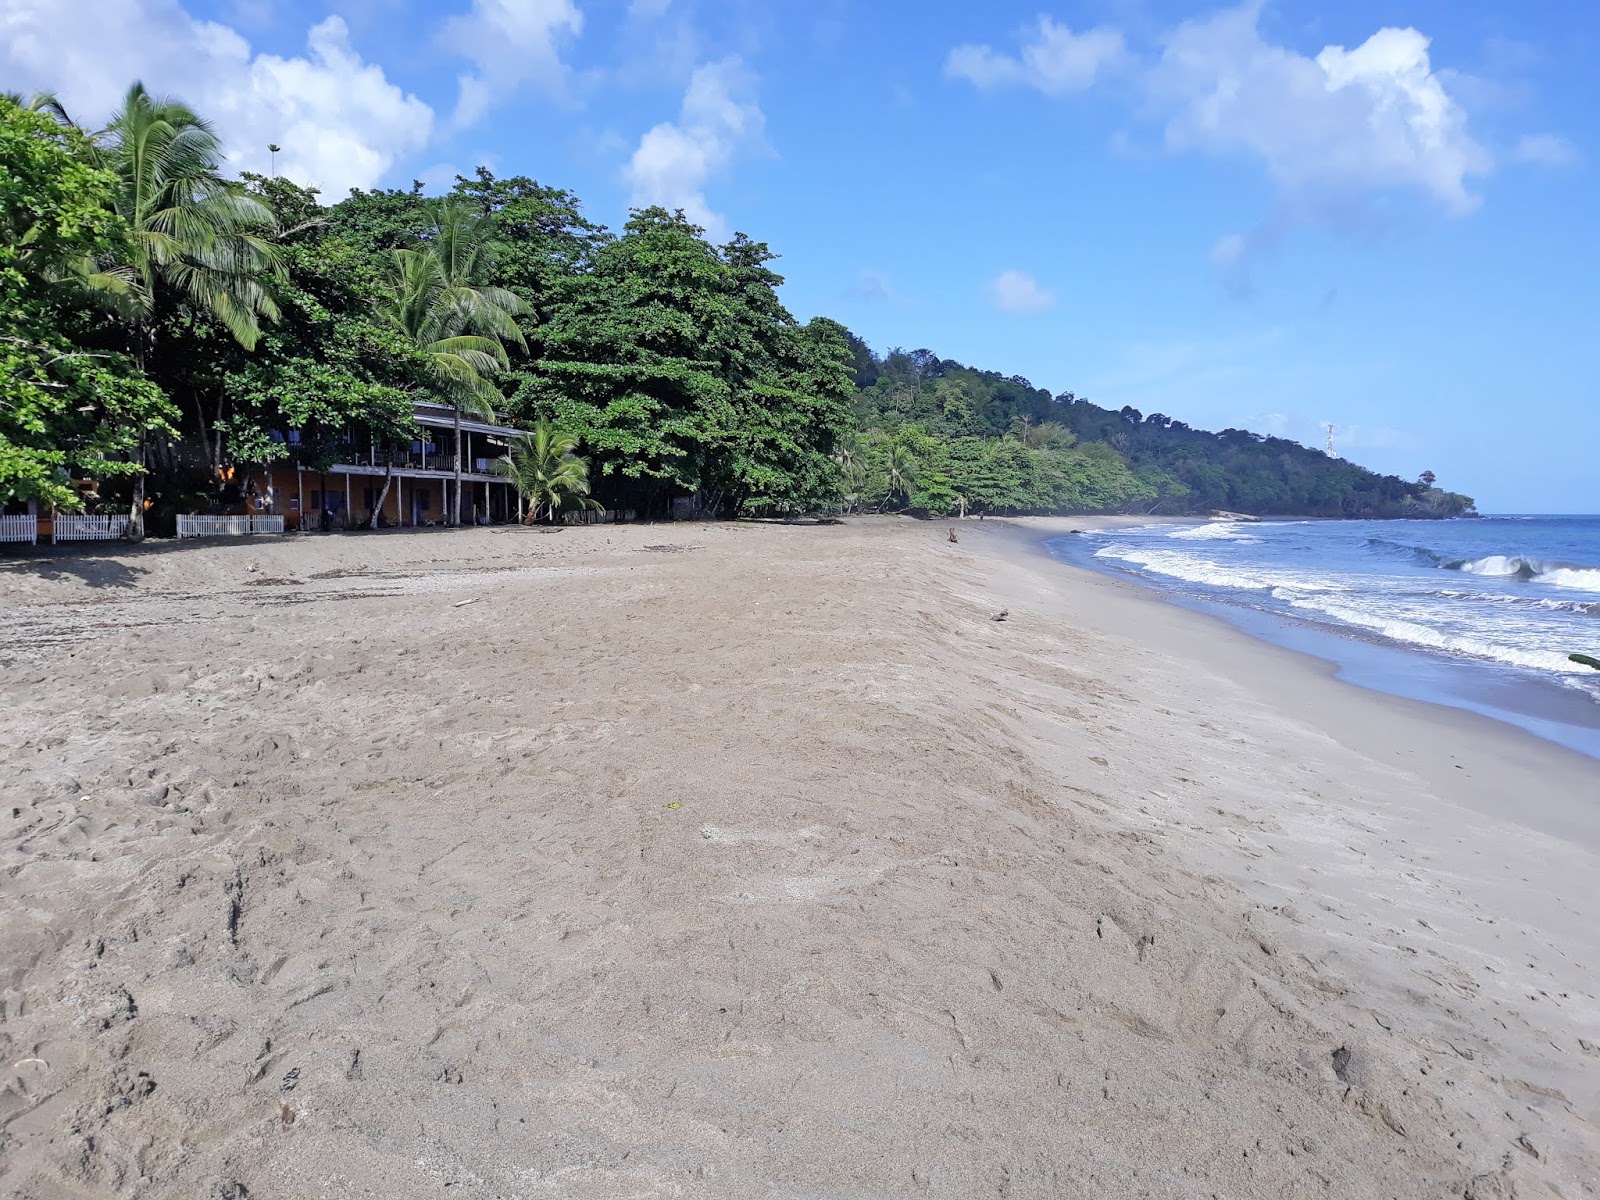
<box><xmin>0</xmin><ymin>542</ymin><xmax>169</xmax><ymax>589</ymax></box>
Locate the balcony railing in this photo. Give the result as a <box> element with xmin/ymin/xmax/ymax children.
<box><xmin>323</xmin><ymin>449</ymin><xmax>516</xmax><ymax>476</ymax></box>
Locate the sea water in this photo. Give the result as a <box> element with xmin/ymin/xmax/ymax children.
<box><xmin>1052</xmin><ymin>516</ymin><xmax>1600</xmax><ymax>760</ymax></box>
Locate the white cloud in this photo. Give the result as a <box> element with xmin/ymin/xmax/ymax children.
<box><xmin>621</xmin><ymin>57</ymin><xmax>764</xmax><ymax>239</ymax></box>
<box><xmin>1151</xmin><ymin>5</ymin><xmax>1489</xmax><ymax>222</ymax></box>
<box><xmin>949</xmin><ymin>4</ymin><xmax>1495</xmax><ymax>275</ymax></box>
<box><xmin>439</xmin><ymin>0</ymin><xmax>583</xmax><ymax>129</ymax></box>
<box><xmin>946</xmin><ymin>17</ymin><xmax>1126</xmax><ymax>94</ymax></box>
<box><xmin>0</xmin><ymin>0</ymin><xmax>431</xmax><ymax>196</ymax></box>
<box><xmin>985</xmin><ymin>269</ymin><xmax>1057</xmax><ymax>314</ymax></box>
<box><xmin>1514</xmin><ymin>133</ymin><xmax>1578</xmax><ymax>168</ymax></box>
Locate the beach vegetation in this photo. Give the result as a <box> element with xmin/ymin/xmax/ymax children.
<box><xmin>375</xmin><ymin>198</ymin><xmax>526</xmax><ymax>525</ymax></box>
<box><xmin>494</xmin><ymin>421</ymin><xmax>597</xmax><ymax>523</ymax></box>
<box><xmin>847</xmin><ymin>347</ymin><xmax>1475</xmax><ymax>519</ymax></box>
<box><xmin>0</xmin><ymin>81</ymin><xmax>1476</xmax><ymax>527</ymax></box>
<box><xmin>0</xmin><ymin>96</ymin><xmax>176</xmax><ymax>511</ymax></box>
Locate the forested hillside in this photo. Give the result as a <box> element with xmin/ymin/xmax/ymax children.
<box><xmin>845</xmin><ymin>345</ymin><xmax>1476</xmax><ymax>519</ymax></box>
<box><xmin>0</xmin><ymin>89</ymin><xmax>1473</xmax><ymax>528</ymax></box>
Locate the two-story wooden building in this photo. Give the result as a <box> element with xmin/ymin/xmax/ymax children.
<box><xmin>259</xmin><ymin>402</ymin><xmax>528</xmax><ymax>530</ymax></box>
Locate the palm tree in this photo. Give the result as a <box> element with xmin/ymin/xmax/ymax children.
<box><xmin>40</xmin><ymin>84</ymin><xmax>283</xmax><ymax>535</ymax></box>
<box><xmin>834</xmin><ymin>439</ymin><xmax>866</xmax><ymax>514</ymax></box>
<box><xmin>878</xmin><ymin>444</ymin><xmax>918</xmax><ymax>512</ymax></box>
<box><xmin>376</xmin><ymin>200</ymin><xmax>524</xmax><ymax>525</ymax></box>
<box><xmin>494</xmin><ymin>421</ymin><xmax>597</xmax><ymax>524</ymax></box>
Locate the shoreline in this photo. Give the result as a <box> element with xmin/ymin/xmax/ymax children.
<box><xmin>986</xmin><ymin>515</ymin><xmax>1600</xmax><ymax>848</ymax></box>
<box><xmin>1042</xmin><ymin>514</ymin><xmax>1600</xmax><ymax>766</ymax></box>
<box><xmin>3</xmin><ymin>518</ymin><xmax>1596</xmax><ymax>1197</ymax></box>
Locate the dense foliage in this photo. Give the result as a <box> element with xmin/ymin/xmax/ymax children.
<box><xmin>848</xmin><ymin>347</ymin><xmax>1476</xmax><ymax>519</ymax></box>
<box><xmin>0</xmin><ymin>97</ymin><xmax>174</xmax><ymax>510</ymax></box>
<box><xmin>0</xmin><ymin>83</ymin><xmax>1474</xmax><ymax>529</ymax></box>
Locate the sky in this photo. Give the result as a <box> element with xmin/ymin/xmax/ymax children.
<box><xmin>2</xmin><ymin>0</ymin><xmax>1596</xmax><ymax>512</ymax></box>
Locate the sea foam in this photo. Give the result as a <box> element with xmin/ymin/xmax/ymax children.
<box><xmin>1447</xmin><ymin>555</ymin><xmax>1600</xmax><ymax>591</ymax></box>
<box><xmin>1167</xmin><ymin>522</ymin><xmax>1262</xmax><ymax>543</ymax></box>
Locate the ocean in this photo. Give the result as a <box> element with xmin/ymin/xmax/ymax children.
<box><xmin>1051</xmin><ymin>515</ymin><xmax>1600</xmax><ymax>760</ymax></box>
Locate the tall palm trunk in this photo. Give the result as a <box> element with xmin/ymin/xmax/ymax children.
<box><xmin>127</xmin><ymin>333</ymin><xmax>152</xmax><ymax>540</ymax></box>
<box><xmin>452</xmin><ymin>405</ymin><xmax>464</xmax><ymax>526</ymax></box>
<box><xmin>129</xmin><ymin>436</ymin><xmax>146</xmax><ymax>539</ymax></box>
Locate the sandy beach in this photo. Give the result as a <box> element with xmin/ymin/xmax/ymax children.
<box><xmin>2</xmin><ymin>517</ymin><xmax>1596</xmax><ymax>1199</ymax></box>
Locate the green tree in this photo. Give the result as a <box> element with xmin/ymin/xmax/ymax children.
<box><xmin>210</xmin><ymin>180</ymin><xmax>423</xmax><ymax>516</ymax></box>
<box><xmin>375</xmin><ymin>198</ymin><xmax>525</xmax><ymax>525</ymax></box>
<box><xmin>50</xmin><ymin>84</ymin><xmax>283</xmax><ymax>533</ymax></box>
<box><xmin>0</xmin><ymin>96</ymin><xmax>176</xmax><ymax>510</ymax></box>
<box><xmin>835</xmin><ymin>436</ymin><xmax>867</xmax><ymax>514</ymax></box>
<box><xmin>494</xmin><ymin>420</ymin><xmax>596</xmax><ymax>523</ymax></box>
<box><xmin>878</xmin><ymin>441</ymin><xmax>918</xmax><ymax>512</ymax></box>
<box><xmin>449</xmin><ymin>167</ymin><xmax>610</xmax><ymax>324</ymax></box>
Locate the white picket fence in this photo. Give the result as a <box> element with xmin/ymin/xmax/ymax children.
<box><xmin>0</xmin><ymin>514</ymin><xmax>37</xmax><ymax>545</ymax></box>
<box><xmin>53</xmin><ymin>514</ymin><xmax>129</xmax><ymax>542</ymax></box>
<box><xmin>176</xmin><ymin>514</ymin><xmax>286</xmax><ymax>538</ymax></box>
<box><xmin>561</xmin><ymin>508</ymin><xmax>636</xmax><ymax>526</ymax></box>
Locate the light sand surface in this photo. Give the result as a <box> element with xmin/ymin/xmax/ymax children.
<box><xmin>1</xmin><ymin>517</ymin><xmax>1596</xmax><ymax>1199</ymax></box>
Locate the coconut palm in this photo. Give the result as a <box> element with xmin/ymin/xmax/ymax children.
<box><xmin>376</xmin><ymin>199</ymin><xmax>525</xmax><ymax>525</ymax></box>
<box><xmin>37</xmin><ymin>84</ymin><xmax>283</xmax><ymax>534</ymax></box>
<box><xmin>98</xmin><ymin>86</ymin><xmax>281</xmax><ymax>345</ymax></box>
<box><xmin>494</xmin><ymin>421</ymin><xmax>597</xmax><ymax>524</ymax></box>
<box><xmin>878</xmin><ymin>443</ymin><xmax>918</xmax><ymax>512</ymax></box>
<box><xmin>834</xmin><ymin>439</ymin><xmax>866</xmax><ymax>514</ymax></box>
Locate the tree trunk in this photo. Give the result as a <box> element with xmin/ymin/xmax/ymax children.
<box><xmin>193</xmin><ymin>394</ymin><xmax>212</xmax><ymax>474</ymax></box>
<box><xmin>368</xmin><ymin>460</ymin><xmax>394</xmax><ymax>530</ymax></box>
<box><xmin>128</xmin><ymin>330</ymin><xmax>149</xmax><ymax>540</ymax></box>
<box><xmin>212</xmin><ymin>391</ymin><xmax>226</xmax><ymax>477</ymax></box>
<box><xmin>128</xmin><ymin>433</ymin><xmax>146</xmax><ymax>540</ymax></box>
<box><xmin>452</xmin><ymin>407</ymin><xmax>464</xmax><ymax>527</ymax></box>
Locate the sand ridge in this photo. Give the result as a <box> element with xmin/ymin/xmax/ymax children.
<box><xmin>1</xmin><ymin>519</ymin><xmax>1595</xmax><ymax>1198</ymax></box>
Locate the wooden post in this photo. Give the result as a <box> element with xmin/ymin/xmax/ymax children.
<box><xmin>397</xmin><ymin>475</ymin><xmax>406</xmax><ymax>526</ymax></box>
<box><xmin>296</xmin><ymin>466</ymin><xmax>304</xmax><ymax>531</ymax></box>
<box><xmin>344</xmin><ymin>473</ymin><xmax>351</xmax><ymax>530</ymax></box>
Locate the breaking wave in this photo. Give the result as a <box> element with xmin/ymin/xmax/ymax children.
<box><xmin>1091</xmin><ymin>544</ymin><xmax>1346</xmax><ymax>593</ymax></box>
<box><xmin>1444</xmin><ymin>556</ymin><xmax>1600</xmax><ymax>590</ymax></box>
<box><xmin>1363</xmin><ymin>537</ymin><xmax>1600</xmax><ymax>592</ymax></box>
<box><xmin>1167</xmin><ymin>521</ymin><xmax>1262</xmax><ymax>543</ymax></box>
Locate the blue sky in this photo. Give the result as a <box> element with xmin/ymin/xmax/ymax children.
<box><xmin>4</xmin><ymin>0</ymin><xmax>1595</xmax><ymax>511</ymax></box>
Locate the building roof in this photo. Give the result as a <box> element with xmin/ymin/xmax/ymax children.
<box><xmin>412</xmin><ymin>401</ymin><xmax>528</xmax><ymax>441</ymax></box>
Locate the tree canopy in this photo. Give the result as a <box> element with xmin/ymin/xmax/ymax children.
<box><xmin>845</xmin><ymin>348</ymin><xmax>1476</xmax><ymax>519</ymax></box>
<box><xmin>0</xmin><ymin>81</ymin><xmax>1475</xmax><ymax>526</ymax></box>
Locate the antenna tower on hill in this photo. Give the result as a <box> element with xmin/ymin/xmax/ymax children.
<box><xmin>1324</xmin><ymin>423</ymin><xmax>1339</xmax><ymax>459</ymax></box>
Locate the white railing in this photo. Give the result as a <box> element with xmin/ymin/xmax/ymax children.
<box><xmin>53</xmin><ymin>514</ymin><xmax>129</xmax><ymax>542</ymax></box>
<box><xmin>176</xmin><ymin>514</ymin><xmax>286</xmax><ymax>538</ymax></box>
<box><xmin>560</xmin><ymin>509</ymin><xmax>635</xmax><ymax>526</ymax></box>
<box><xmin>0</xmin><ymin>514</ymin><xmax>37</xmax><ymax>544</ymax></box>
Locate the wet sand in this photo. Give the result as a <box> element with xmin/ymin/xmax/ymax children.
<box><xmin>1</xmin><ymin>517</ymin><xmax>1596</xmax><ymax>1198</ymax></box>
